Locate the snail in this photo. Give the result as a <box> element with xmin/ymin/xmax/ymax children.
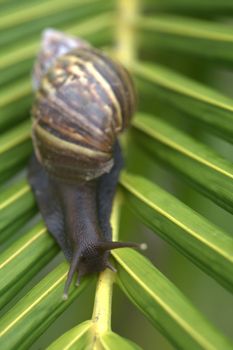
<box><xmin>28</xmin><ymin>29</ymin><xmax>145</xmax><ymax>300</ymax></box>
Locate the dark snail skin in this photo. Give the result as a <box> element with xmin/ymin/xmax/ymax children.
<box><xmin>28</xmin><ymin>29</ymin><xmax>143</xmax><ymax>299</ymax></box>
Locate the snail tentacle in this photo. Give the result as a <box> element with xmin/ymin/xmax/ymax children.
<box><xmin>63</xmin><ymin>248</ymin><xmax>82</xmax><ymax>300</ymax></box>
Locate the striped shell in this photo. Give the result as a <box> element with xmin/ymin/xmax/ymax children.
<box><xmin>32</xmin><ymin>33</ymin><xmax>136</xmax><ymax>182</ymax></box>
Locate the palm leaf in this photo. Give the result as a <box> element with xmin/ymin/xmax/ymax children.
<box><xmin>133</xmin><ymin>112</ymin><xmax>233</xmax><ymax>213</ymax></box>
<box><xmin>0</xmin><ymin>121</ymin><xmax>31</xmax><ymax>178</ymax></box>
<box><xmin>0</xmin><ymin>0</ymin><xmax>233</xmax><ymax>349</ymax></box>
<box><xmin>133</xmin><ymin>61</ymin><xmax>233</xmax><ymax>142</ymax></box>
<box><xmin>0</xmin><ymin>178</ymin><xmax>35</xmax><ymax>242</ymax></box>
<box><xmin>113</xmin><ymin>248</ymin><xmax>233</xmax><ymax>350</ymax></box>
<box><xmin>0</xmin><ymin>263</ymin><xmax>90</xmax><ymax>349</ymax></box>
<box><xmin>137</xmin><ymin>15</ymin><xmax>233</xmax><ymax>65</ymax></box>
<box><xmin>47</xmin><ymin>321</ymin><xmax>93</xmax><ymax>350</ymax></box>
<box><xmin>120</xmin><ymin>171</ymin><xmax>233</xmax><ymax>292</ymax></box>
<box><xmin>147</xmin><ymin>0</ymin><xmax>233</xmax><ymax>13</ymax></box>
<box><xmin>0</xmin><ymin>221</ymin><xmax>58</xmax><ymax>308</ymax></box>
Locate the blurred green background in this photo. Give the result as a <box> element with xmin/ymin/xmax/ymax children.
<box><xmin>0</xmin><ymin>0</ymin><xmax>233</xmax><ymax>349</ymax></box>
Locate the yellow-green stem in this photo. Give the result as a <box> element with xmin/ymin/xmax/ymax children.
<box><xmin>115</xmin><ymin>0</ymin><xmax>140</xmax><ymax>64</ymax></box>
<box><xmin>91</xmin><ymin>192</ymin><xmax>123</xmax><ymax>343</ymax></box>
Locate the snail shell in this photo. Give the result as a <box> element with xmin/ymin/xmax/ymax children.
<box><xmin>31</xmin><ymin>29</ymin><xmax>136</xmax><ymax>182</ymax></box>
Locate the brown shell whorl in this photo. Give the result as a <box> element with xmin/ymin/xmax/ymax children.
<box><xmin>32</xmin><ymin>46</ymin><xmax>136</xmax><ymax>182</ymax></box>
<box><xmin>32</xmin><ymin>29</ymin><xmax>90</xmax><ymax>90</ymax></box>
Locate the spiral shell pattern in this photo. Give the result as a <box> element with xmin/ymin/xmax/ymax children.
<box><xmin>32</xmin><ymin>45</ymin><xmax>136</xmax><ymax>182</ymax></box>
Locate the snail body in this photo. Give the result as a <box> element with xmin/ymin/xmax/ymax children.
<box><xmin>28</xmin><ymin>29</ymin><xmax>142</xmax><ymax>299</ymax></box>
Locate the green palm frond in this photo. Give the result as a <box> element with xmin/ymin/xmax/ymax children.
<box><xmin>120</xmin><ymin>172</ymin><xmax>233</xmax><ymax>292</ymax></box>
<box><xmin>0</xmin><ymin>0</ymin><xmax>233</xmax><ymax>349</ymax></box>
<box><xmin>137</xmin><ymin>15</ymin><xmax>233</xmax><ymax>64</ymax></box>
